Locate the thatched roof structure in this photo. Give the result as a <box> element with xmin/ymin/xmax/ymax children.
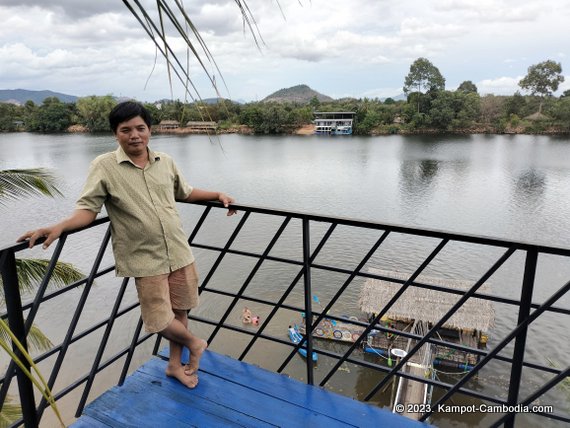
<box><xmin>359</xmin><ymin>268</ymin><xmax>495</xmax><ymax>332</ymax></box>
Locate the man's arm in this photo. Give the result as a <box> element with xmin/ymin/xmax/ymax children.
<box><xmin>185</xmin><ymin>188</ymin><xmax>237</xmax><ymax>216</ymax></box>
<box><xmin>18</xmin><ymin>209</ymin><xmax>98</xmax><ymax>249</ymax></box>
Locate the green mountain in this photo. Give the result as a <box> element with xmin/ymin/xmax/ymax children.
<box><xmin>0</xmin><ymin>89</ymin><xmax>78</xmax><ymax>105</ymax></box>
<box><xmin>262</xmin><ymin>84</ymin><xmax>333</xmax><ymax>103</ymax></box>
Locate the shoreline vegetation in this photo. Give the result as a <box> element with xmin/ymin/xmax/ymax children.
<box><xmin>65</xmin><ymin>123</ymin><xmax>570</xmax><ymax>136</ymax></box>
<box><xmin>3</xmin><ymin>88</ymin><xmax>570</xmax><ymax>136</ymax></box>
<box><xmin>2</xmin><ymin>59</ymin><xmax>568</xmax><ymax>136</ymax></box>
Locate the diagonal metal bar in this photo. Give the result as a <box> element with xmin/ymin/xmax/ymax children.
<box><xmin>421</xmin><ymin>276</ymin><xmax>570</xmax><ymax>421</ymax></box>
<box><xmin>118</xmin><ymin>316</ymin><xmax>145</xmax><ymax>386</ymax></box>
<box><xmin>152</xmin><ymin>331</ymin><xmax>163</xmax><ymax>356</ymax></box>
<box><xmin>207</xmin><ymin>216</ymin><xmax>291</xmax><ymax>344</ymax></box>
<box><xmin>365</xmin><ymin>245</ymin><xmax>516</xmax><ymax>401</ymax></box>
<box><xmin>320</xmin><ymin>238</ymin><xmax>449</xmax><ymax>387</ymax></box>
<box><xmin>198</xmin><ymin>211</ymin><xmax>250</xmax><ymax>293</ymax></box>
<box><xmin>37</xmin><ymin>227</ymin><xmax>112</xmax><ymax>419</ymax></box>
<box><xmin>242</xmin><ymin>223</ymin><xmax>337</xmax><ymax>362</ymax></box>
<box><xmin>187</xmin><ymin>205</ymin><xmax>212</xmax><ymax>245</ymax></box>
<box><xmin>75</xmin><ymin>276</ymin><xmax>130</xmax><ymax>417</ymax></box>
<box><xmin>490</xmin><ymin>364</ymin><xmax>570</xmax><ymax>427</ymax></box>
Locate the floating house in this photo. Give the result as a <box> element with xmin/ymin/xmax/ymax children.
<box><xmin>313</xmin><ymin>111</ymin><xmax>355</xmax><ymax>135</ymax></box>
<box><xmin>359</xmin><ymin>268</ymin><xmax>495</xmax><ymax>368</ymax></box>
<box><xmin>185</xmin><ymin>121</ymin><xmax>218</xmax><ymax>132</ymax></box>
<box><xmin>157</xmin><ymin>119</ymin><xmax>180</xmax><ymax>130</ymax></box>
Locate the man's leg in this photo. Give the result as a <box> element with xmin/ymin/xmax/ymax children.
<box><xmin>135</xmin><ymin>270</ymin><xmax>205</xmax><ymax>389</ymax></box>
<box><xmin>161</xmin><ymin>310</ymin><xmax>207</xmax><ymax>388</ymax></box>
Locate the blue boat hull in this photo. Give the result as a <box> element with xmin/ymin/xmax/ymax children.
<box><xmin>288</xmin><ymin>328</ymin><xmax>318</xmax><ymax>362</ymax></box>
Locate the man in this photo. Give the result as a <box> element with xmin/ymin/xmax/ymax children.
<box><xmin>18</xmin><ymin>101</ymin><xmax>236</xmax><ymax>388</ymax></box>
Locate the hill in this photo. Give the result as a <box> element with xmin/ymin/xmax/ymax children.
<box><xmin>0</xmin><ymin>89</ymin><xmax>78</xmax><ymax>105</ymax></box>
<box><xmin>262</xmin><ymin>84</ymin><xmax>333</xmax><ymax>103</ymax></box>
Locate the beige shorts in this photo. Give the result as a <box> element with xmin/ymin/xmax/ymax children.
<box><xmin>134</xmin><ymin>263</ymin><xmax>199</xmax><ymax>333</ymax></box>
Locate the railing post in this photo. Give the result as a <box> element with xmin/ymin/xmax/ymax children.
<box><xmin>0</xmin><ymin>249</ymin><xmax>38</xmax><ymax>427</ymax></box>
<box><xmin>302</xmin><ymin>217</ymin><xmax>314</xmax><ymax>385</ymax></box>
<box><xmin>505</xmin><ymin>248</ymin><xmax>537</xmax><ymax>428</ymax></box>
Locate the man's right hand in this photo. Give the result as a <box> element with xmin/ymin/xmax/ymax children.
<box><xmin>17</xmin><ymin>209</ymin><xmax>97</xmax><ymax>249</ymax></box>
<box><xmin>18</xmin><ymin>225</ymin><xmax>64</xmax><ymax>249</ymax></box>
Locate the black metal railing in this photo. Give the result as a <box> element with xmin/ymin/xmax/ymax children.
<box><xmin>1</xmin><ymin>201</ymin><xmax>569</xmax><ymax>427</ymax></box>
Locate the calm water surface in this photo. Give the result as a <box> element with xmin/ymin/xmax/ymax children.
<box><xmin>1</xmin><ymin>132</ymin><xmax>569</xmax><ymax>427</ymax></box>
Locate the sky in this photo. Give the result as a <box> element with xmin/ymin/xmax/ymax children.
<box><xmin>1</xmin><ymin>0</ymin><xmax>569</xmax><ymax>103</ymax></box>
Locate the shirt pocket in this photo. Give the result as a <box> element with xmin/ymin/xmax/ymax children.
<box><xmin>147</xmin><ymin>174</ymin><xmax>176</xmax><ymax>208</ymax></box>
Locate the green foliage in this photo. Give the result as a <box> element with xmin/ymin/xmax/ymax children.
<box><xmin>0</xmin><ymin>103</ymin><xmax>24</xmax><ymax>131</ymax></box>
<box><xmin>0</xmin><ymin>169</ymin><xmax>62</xmax><ymax>204</ymax></box>
<box><xmin>403</xmin><ymin>58</ymin><xmax>446</xmax><ymax>95</ymax></box>
<box><xmin>26</xmin><ymin>97</ymin><xmax>75</xmax><ymax>132</ymax></box>
<box><xmin>519</xmin><ymin>60</ymin><xmax>564</xmax><ymax>97</ymax></box>
<box><xmin>309</xmin><ymin>95</ymin><xmax>320</xmax><ymax>109</ymax></box>
<box><xmin>502</xmin><ymin>91</ymin><xmax>528</xmax><ymax>118</ymax></box>
<box><xmin>75</xmin><ymin>95</ymin><xmax>116</xmax><ymax>132</ymax></box>
<box><xmin>549</xmin><ymin>97</ymin><xmax>570</xmax><ymax>130</ymax></box>
<box><xmin>519</xmin><ymin>60</ymin><xmax>565</xmax><ymax>114</ymax></box>
<box><xmin>457</xmin><ymin>80</ymin><xmax>478</xmax><ymax>94</ymax></box>
<box><xmin>3</xmin><ymin>74</ymin><xmax>570</xmax><ymax>136</ymax></box>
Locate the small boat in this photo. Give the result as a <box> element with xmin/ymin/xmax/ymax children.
<box><xmin>288</xmin><ymin>325</ymin><xmax>318</xmax><ymax>362</ymax></box>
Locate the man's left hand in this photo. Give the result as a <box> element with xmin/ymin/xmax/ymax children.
<box><xmin>219</xmin><ymin>193</ymin><xmax>237</xmax><ymax>216</ymax></box>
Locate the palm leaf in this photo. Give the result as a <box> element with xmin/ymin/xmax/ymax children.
<box><xmin>0</xmin><ymin>169</ymin><xmax>62</xmax><ymax>205</ymax></box>
<box><xmin>0</xmin><ymin>320</ymin><xmax>64</xmax><ymax>427</ymax></box>
<box><xmin>0</xmin><ymin>396</ymin><xmax>21</xmax><ymax>427</ymax></box>
<box><xmin>122</xmin><ymin>0</ymin><xmax>263</xmax><ymax>102</ymax></box>
<box><xmin>0</xmin><ymin>258</ymin><xmax>83</xmax><ymax>300</ymax></box>
<box><xmin>0</xmin><ymin>258</ymin><xmax>84</xmax><ymax>299</ymax></box>
<box><xmin>0</xmin><ymin>323</ymin><xmax>52</xmax><ymax>353</ymax></box>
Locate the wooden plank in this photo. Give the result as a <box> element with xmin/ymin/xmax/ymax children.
<box><xmin>134</xmin><ymin>358</ymin><xmax>357</xmax><ymax>428</ymax></box>
<box><xmin>159</xmin><ymin>349</ymin><xmax>426</xmax><ymax>427</ymax></box>
<box><xmin>79</xmin><ymin>361</ymin><xmax>277</xmax><ymax>427</ymax></box>
<box><xmin>75</xmin><ymin>351</ymin><xmax>429</xmax><ymax>427</ymax></box>
<box><xmin>71</xmin><ymin>415</ymin><xmax>112</xmax><ymax>427</ymax></box>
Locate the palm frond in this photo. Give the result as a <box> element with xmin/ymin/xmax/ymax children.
<box><xmin>0</xmin><ymin>322</ymin><xmax>52</xmax><ymax>353</ymax></box>
<box><xmin>122</xmin><ymin>0</ymin><xmax>263</xmax><ymax>102</ymax></box>
<box><xmin>7</xmin><ymin>258</ymin><xmax>84</xmax><ymax>295</ymax></box>
<box><xmin>27</xmin><ymin>324</ymin><xmax>54</xmax><ymax>352</ymax></box>
<box><xmin>0</xmin><ymin>396</ymin><xmax>21</xmax><ymax>427</ymax></box>
<box><xmin>0</xmin><ymin>320</ymin><xmax>64</xmax><ymax>427</ymax></box>
<box><xmin>0</xmin><ymin>258</ymin><xmax>84</xmax><ymax>301</ymax></box>
<box><xmin>0</xmin><ymin>169</ymin><xmax>62</xmax><ymax>205</ymax></box>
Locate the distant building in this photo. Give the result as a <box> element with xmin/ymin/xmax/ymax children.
<box><xmin>157</xmin><ymin>120</ymin><xmax>180</xmax><ymax>130</ymax></box>
<box><xmin>313</xmin><ymin>112</ymin><xmax>355</xmax><ymax>135</ymax></box>
<box><xmin>185</xmin><ymin>121</ymin><xmax>218</xmax><ymax>131</ymax></box>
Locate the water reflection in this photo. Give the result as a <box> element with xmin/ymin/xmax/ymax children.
<box><xmin>512</xmin><ymin>168</ymin><xmax>546</xmax><ymax>210</ymax></box>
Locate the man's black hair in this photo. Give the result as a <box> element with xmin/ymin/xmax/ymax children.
<box><xmin>109</xmin><ymin>101</ymin><xmax>152</xmax><ymax>133</ymax></box>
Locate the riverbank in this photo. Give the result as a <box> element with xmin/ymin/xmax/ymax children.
<box><xmin>65</xmin><ymin>123</ymin><xmax>569</xmax><ymax>136</ymax></box>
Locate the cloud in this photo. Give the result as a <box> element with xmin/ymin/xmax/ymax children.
<box><xmin>0</xmin><ymin>1</ymin><xmax>568</xmax><ymax>101</ymax></box>
<box><xmin>477</xmin><ymin>76</ymin><xmax>523</xmax><ymax>95</ymax></box>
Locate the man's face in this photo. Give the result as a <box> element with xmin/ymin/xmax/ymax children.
<box><xmin>114</xmin><ymin>116</ymin><xmax>151</xmax><ymax>158</ymax></box>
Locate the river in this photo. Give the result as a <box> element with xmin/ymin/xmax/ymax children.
<box><xmin>1</xmin><ymin>132</ymin><xmax>569</xmax><ymax>427</ymax></box>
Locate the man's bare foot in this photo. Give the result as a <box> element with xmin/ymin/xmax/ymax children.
<box><xmin>184</xmin><ymin>338</ymin><xmax>208</xmax><ymax>375</ymax></box>
<box><xmin>166</xmin><ymin>364</ymin><xmax>199</xmax><ymax>388</ymax></box>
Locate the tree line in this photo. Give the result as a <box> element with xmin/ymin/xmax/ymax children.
<box><xmin>1</xmin><ymin>59</ymin><xmax>568</xmax><ymax>135</ymax></box>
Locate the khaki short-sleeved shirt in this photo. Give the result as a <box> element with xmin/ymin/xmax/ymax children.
<box><xmin>76</xmin><ymin>146</ymin><xmax>194</xmax><ymax>277</ymax></box>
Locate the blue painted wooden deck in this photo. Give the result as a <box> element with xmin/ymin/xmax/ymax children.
<box><xmin>72</xmin><ymin>350</ymin><xmax>429</xmax><ymax>427</ymax></box>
